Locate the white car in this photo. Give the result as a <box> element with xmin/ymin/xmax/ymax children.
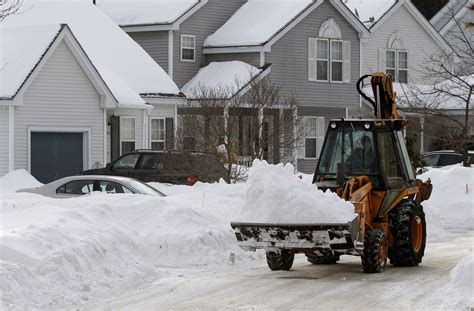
<box><xmin>17</xmin><ymin>175</ymin><xmax>166</xmax><ymax>198</ymax></box>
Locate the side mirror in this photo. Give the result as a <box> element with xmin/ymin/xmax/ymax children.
<box><xmin>336</xmin><ymin>162</ymin><xmax>346</xmax><ymax>186</ymax></box>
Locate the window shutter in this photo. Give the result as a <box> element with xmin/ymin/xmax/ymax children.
<box><xmin>110</xmin><ymin>115</ymin><xmax>120</xmax><ymax>161</ymax></box>
<box><xmin>298</xmin><ymin>117</ymin><xmax>306</xmax><ymax>158</ymax></box>
<box><xmin>308</xmin><ymin>38</ymin><xmax>316</xmax><ymax>81</ymax></box>
<box><xmin>317</xmin><ymin>116</ymin><xmax>325</xmax><ymax>157</ymax></box>
<box><xmin>342</xmin><ymin>41</ymin><xmax>351</xmax><ymax>83</ymax></box>
<box><xmin>165</xmin><ymin>118</ymin><xmax>174</xmax><ymax>150</ymax></box>
<box><xmin>378</xmin><ymin>48</ymin><xmax>386</xmax><ymax>72</ymax></box>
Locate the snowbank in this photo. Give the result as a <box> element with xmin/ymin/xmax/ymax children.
<box><xmin>0</xmin><ymin>169</ymin><xmax>42</xmax><ymax>195</ymax></box>
<box><xmin>418</xmin><ymin>166</ymin><xmax>474</xmax><ymax>234</ymax></box>
<box><xmin>237</xmin><ymin>160</ymin><xmax>356</xmax><ymax>223</ymax></box>
<box><xmin>418</xmin><ymin>251</ymin><xmax>474</xmax><ymax>310</ymax></box>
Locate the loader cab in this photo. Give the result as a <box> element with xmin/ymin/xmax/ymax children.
<box><xmin>313</xmin><ymin>119</ymin><xmax>416</xmax><ymax>191</ymax></box>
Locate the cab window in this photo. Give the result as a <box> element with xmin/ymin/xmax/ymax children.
<box><xmin>377</xmin><ymin>131</ymin><xmax>404</xmax><ymax>186</ymax></box>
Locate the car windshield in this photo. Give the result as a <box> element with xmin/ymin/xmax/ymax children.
<box><xmin>127</xmin><ymin>180</ymin><xmax>166</xmax><ymax>196</ymax></box>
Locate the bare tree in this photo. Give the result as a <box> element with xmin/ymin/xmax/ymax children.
<box><xmin>401</xmin><ymin>2</ymin><xmax>473</xmax><ymax>166</ymax></box>
<box><xmin>0</xmin><ymin>0</ymin><xmax>22</xmax><ymax>21</ymax></box>
<box><xmin>177</xmin><ymin>76</ymin><xmax>302</xmax><ymax>182</ymax></box>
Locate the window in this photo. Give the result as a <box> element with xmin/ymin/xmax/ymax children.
<box><xmin>331</xmin><ymin>40</ymin><xmax>343</xmax><ymax>82</ymax></box>
<box><xmin>386</xmin><ymin>50</ymin><xmax>408</xmax><ymax>83</ymax></box>
<box><xmin>181</xmin><ymin>35</ymin><xmax>195</xmax><ymax>62</ymax></box>
<box><xmin>120</xmin><ymin>117</ymin><xmax>135</xmax><ymax>154</ymax></box>
<box><xmin>56</xmin><ymin>180</ymin><xmax>94</xmax><ymax>195</ymax></box>
<box><xmin>377</xmin><ymin>131</ymin><xmax>404</xmax><ymax>186</ymax></box>
<box><xmin>304</xmin><ymin>117</ymin><xmax>325</xmax><ymax>159</ymax></box>
<box><xmin>99</xmin><ymin>180</ymin><xmax>132</xmax><ymax>194</ymax></box>
<box><xmin>136</xmin><ymin>154</ymin><xmax>164</xmax><ymax>170</ymax></box>
<box><xmin>150</xmin><ymin>118</ymin><xmax>165</xmax><ymax>150</ymax></box>
<box><xmin>112</xmin><ymin>153</ymin><xmax>140</xmax><ymax>169</ymax></box>
<box><xmin>316</xmin><ymin>39</ymin><xmax>329</xmax><ymax>81</ymax></box>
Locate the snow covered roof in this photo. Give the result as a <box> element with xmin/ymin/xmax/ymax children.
<box><xmin>204</xmin><ymin>0</ymin><xmax>314</xmax><ymax>47</ymax></box>
<box><xmin>98</xmin><ymin>0</ymin><xmax>201</xmax><ymax>27</ymax></box>
<box><xmin>0</xmin><ymin>24</ymin><xmax>62</xmax><ymax>100</ymax></box>
<box><xmin>181</xmin><ymin>61</ymin><xmax>267</xmax><ymax>98</ymax></box>
<box><xmin>342</xmin><ymin>0</ymin><xmax>397</xmax><ymax>29</ymax></box>
<box><xmin>1</xmin><ymin>1</ymin><xmax>181</xmax><ymax>108</ymax></box>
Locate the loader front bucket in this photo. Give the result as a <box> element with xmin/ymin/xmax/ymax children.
<box><xmin>231</xmin><ymin>219</ymin><xmax>360</xmax><ymax>255</ymax></box>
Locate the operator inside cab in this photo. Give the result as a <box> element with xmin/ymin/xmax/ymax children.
<box><xmin>346</xmin><ymin>135</ymin><xmax>377</xmax><ymax>174</ymax></box>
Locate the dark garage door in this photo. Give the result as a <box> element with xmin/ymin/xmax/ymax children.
<box><xmin>31</xmin><ymin>132</ymin><xmax>84</xmax><ymax>183</ymax></box>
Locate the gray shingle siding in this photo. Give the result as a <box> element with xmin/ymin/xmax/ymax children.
<box><xmin>266</xmin><ymin>1</ymin><xmax>361</xmax><ymax>110</ymax></box>
<box><xmin>206</xmin><ymin>52</ymin><xmax>260</xmax><ymax>67</ymax></box>
<box><xmin>128</xmin><ymin>31</ymin><xmax>169</xmax><ymax>73</ymax></box>
<box><xmin>173</xmin><ymin>0</ymin><xmax>247</xmax><ymax>87</ymax></box>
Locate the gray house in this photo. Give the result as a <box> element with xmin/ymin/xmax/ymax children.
<box><xmin>101</xmin><ymin>0</ymin><xmax>369</xmax><ymax>173</ymax></box>
<box><xmin>0</xmin><ymin>1</ymin><xmax>182</xmax><ymax>182</ymax></box>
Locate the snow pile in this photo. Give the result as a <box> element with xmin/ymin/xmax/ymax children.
<box><xmin>418</xmin><ymin>166</ymin><xmax>473</xmax><ymax>235</ymax></box>
<box><xmin>0</xmin><ymin>169</ymin><xmax>42</xmax><ymax>195</ymax></box>
<box><xmin>237</xmin><ymin>160</ymin><xmax>356</xmax><ymax>223</ymax></box>
<box><xmin>418</xmin><ymin>251</ymin><xmax>474</xmax><ymax>310</ymax></box>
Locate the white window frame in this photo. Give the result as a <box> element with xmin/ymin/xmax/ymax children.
<box><xmin>120</xmin><ymin>116</ymin><xmax>136</xmax><ymax>155</ymax></box>
<box><xmin>330</xmin><ymin>39</ymin><xmax>343</xmax><ymax>83</ymax></box>
<box><xmin>180</xmin><ymin>34</ymin><xmax>195</xmax><ymax>62</ymax></box>
<box><xmin>150</xmin><ymin>117</ymin><xmax>166</xmax><ymax>150</ymax></box>
<box><xmin>304</xmin><ymin>117</ymin><xmax>318</xmax><ymax>159</ymax></box>
<box><xmin>386</xmin><ymin>49</ymin><xmax>408</xmax><ymax>83</ymax></box>
<box><xmin>316</xmin><ymin>38</ymin><xmax>329</xmax><ymax>82</ymax></box>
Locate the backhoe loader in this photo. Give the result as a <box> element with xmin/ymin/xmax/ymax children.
<box><xmin>231</xmin><ymin>73</ymin><xmax>433</xmax><ymax>273</ymax></box>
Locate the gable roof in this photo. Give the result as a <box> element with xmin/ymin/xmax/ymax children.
<box><xmin>2</xmin><ymin>1</ymin><xmax>181</xmax><ymax>107</ymax></box>
<box><xmin>181</xmin><ymin>61</ymin><xmax>270</xmax><ymax>98</ymax></box>
<box><xmin>430</xmin><ymin>0</ymin><xmax>470</xmax><ymax>35</ymax></box>
<box><xmin>98</xmin><ymin>0</ymin><xmax>206</xmax><ymax>31</ymax></box>
<box><xmin>342</xmin><ymin>0</ymin><xmax>397</xmax><ymax>29</ymax></box>
<box><xmin>203</xmin><ymin>0</ymin><xmax>368</xmax><ymax>52</ymax></box>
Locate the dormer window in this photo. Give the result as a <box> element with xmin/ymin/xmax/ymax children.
<box><xmin>181</xmin><ymin>35</ymin><xmax>195</xmax><ymax>62</ymax></box>
<box><xmin>308</xmin><ymin>19</ymin><xmax>350</xmax><ymax>83</ymax></box>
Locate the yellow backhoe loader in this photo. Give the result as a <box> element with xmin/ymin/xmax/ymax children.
<box><xmin>231</xmin><ymin>73</ymin><xmax>433</xmax><ymax>273</ymax></box>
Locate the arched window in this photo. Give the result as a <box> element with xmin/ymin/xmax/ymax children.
<box><xmin>385</xmin><ymin>32</ymin><xmax>408</xmax><ymax>83</ymax></box>
<box><xmin>308</xmin><ymin>19</ymin><xmax>350</xmax><ymax>83</ymax></box>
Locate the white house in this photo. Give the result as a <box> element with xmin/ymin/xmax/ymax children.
<box><xmin>0</xmin><ymin>1</ymin><xmax>183</xmax><ymax>183</ymax></box>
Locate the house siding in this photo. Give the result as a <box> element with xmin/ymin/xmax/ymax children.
<box><xmin>128</xmin><ymin>31</ymin><xmax>169</xmax><ymax>74</ymax></box>
<box><xmin>14</xmin><ymin>40</ymin><xmax>105</xmax><ymax>171</ymax></box>
<box><xmin>206</xmin><ymin>52</ymin><xmax>261</xmax><ymax>67</ymax></box>
<box><xmin>362</xmin><ymin>5</ymin><xmax>444</xmax><ymax>83</ymax></box>
<box><xmin>173</xmin><ymin>0</ymin><xmax>247</xmax><ymax>87</ymax></box>
<box><xmin>266</xmin><ymin>1</ymin><xmax>361</xmax><ymax>110</ymax></box>
<box><xmin>0</xmin><ymin>107</ymin><xmax>8</xmax><ymax>175</ymax></box>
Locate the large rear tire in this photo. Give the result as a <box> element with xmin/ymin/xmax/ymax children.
<box><xmin>389</xmin><ymin>199</ymin><xmax>426</xmax><ymax>266</ymax></box>
<box><xmin>266</xmin><ymin>250</ymin><xmax>294</xmax><ymax>271</ymax></box>
<box><xmin>306</xmin><ymin>253</ymin><xmax>339</xmax><ymax>264</ymax></box>
<box><xmin>361</xmin><ymin>229</ymin><xmax>388</xmax><ymax>273</ymax></box>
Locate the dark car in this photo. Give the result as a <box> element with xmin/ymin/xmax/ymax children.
<box><xmin>82</xmin><ymin>150</ymin><xmax>228</xmax><ymax>185</ymax></box>
<box><xmin>421</xmin><ymin>150</ymin><xmax>472</xmax><ymax>167</ymax></box>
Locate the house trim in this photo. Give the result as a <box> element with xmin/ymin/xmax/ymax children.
<box><xmin>438</xmin><ymin>5</ymin><xmax>469</xmax><ymax>35</ymax></box>
<box><xmin>119</xmin><ymin>116</ymin><xmax>136</xmax><ymax>155</ymax></box>
<box><xmin>8</xmin><ymin>106</ymin><xmax>14</xmax><ymax>171</ymax></box>
<box><xmin>1</xmin><ymin>24</ymin><xmax>117</xmax><ymax>108</ymax></box>
<box><xmin>168</xmin><ymin>30</ymin><xmax>174</xmax><ymax>79</ymax></box>
<box><xmin>27</xmin><ymin>126</ymin><xmax>92</xmax><ymax>173</ymax></box>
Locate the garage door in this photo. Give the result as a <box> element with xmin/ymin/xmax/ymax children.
<box><xmin>31</xmin><ymin>132</ymin><xmax>84</xmax><ymax>183</ymax></box>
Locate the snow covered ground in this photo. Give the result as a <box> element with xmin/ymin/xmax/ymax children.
<box><xmin>0</xmin><ymin>162</ymin><xmax>472</xmax><ymax>310</ymax></box>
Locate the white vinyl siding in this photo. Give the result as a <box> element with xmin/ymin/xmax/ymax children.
<box><xmin>150</xmin><ymin>118</ymin><xmax>165</xmax><ymax>150</ymax></box>
<box><xmin>309</xmin><ymin>39</ymin><xmax>350</xmax><ymax>83</ymax></box>
<box><xmin>303</xmin><ymin>116</ymin><xmax>325</xmax><ymax>159</ymax></box>
<box><xmin>0</xmin><ymin>107</ymin><xmax>9</xmax><ymax>175</ymax></box>
<box><xmin>15</xmin><ymin>40</ymin><xmax>104</xmax><ymax>171</ymax></box>
<box><xmin>120</xmin><ymin>117</ymin><xmax>136</xmax><ymax>155</ymax></box>
<box><xmin>180</xmin><ymin>34</ymin><xmax>195</xmax><ymax>62</ymax></box>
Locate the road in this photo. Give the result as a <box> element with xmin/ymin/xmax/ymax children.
<box><xmin>85</xmin><ymin>233</ymin><xmax>473</xmax><ymax>311</ymax></box>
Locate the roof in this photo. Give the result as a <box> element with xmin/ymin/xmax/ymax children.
<box><xmin>204</xmin><ymin>0</ymin><xmax>314</xmax><ymax>47</ymax></box>
<box><xmin>98</xmin><ymin>0</ymin><xmax>201</xmax><ymax>27</ymax></box>
<box><xmin>1</xmin><ymin>1</ymin><xmax>181</xmax><ymax>107</ymax></box>
<box><xmin>0</xmin><ymin>24</ymin><xmax>62</xmax><ymax>99</ymax></box>
<box><xmin>430</xmin><ymin>0</ymin><xmax>469</xmax><ymax>33</ymax></box>
<box><xmin>342</xmin><ymin>0</ymin><xmax>397</xmax><ymax>29</ymax></box>
<box><xmin>181</xmin><ymin>61</ymin><xmax>268</xmax><ymax>98</ymax></box>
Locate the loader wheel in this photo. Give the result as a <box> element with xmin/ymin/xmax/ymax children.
<box><xmin>306</xmin><ymin>253</ymin><xmax>339</xmax><ymax>264</ymax></box>
<box><xmin>361</xmin><ymin>229</ymin><xmax>387</xmax><ymax>273</ymax></box>
<box><xmin>389</xmin><ymin>199</ymin><xmax>426</xmax><ymax>267</ymax></box>
<box><xmin>266</xmin><ymin>250</ymin><xmax>294</xmax><ymax>271</ymax></box>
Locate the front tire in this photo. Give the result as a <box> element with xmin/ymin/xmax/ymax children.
<box><xmin>389</xmin><ymin>199</ymin><xmax>426</xmax><ymax>266</ymax></box>
<box><xmin>361</xmin><ymin>229</ymin><xmax>388</xmax><ymax>273</ymax></box>
<box><xmin>266</xmin><ymin>250</ymin><xmax>294</xmax><ymax>271</ymax></box>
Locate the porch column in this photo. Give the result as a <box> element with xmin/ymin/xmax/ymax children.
<box><xmin>279</xmin><ymin>108</ymin><xmax>284</xmax><ymax>162</ymax></box>
<box><xmin>258</xmin><ymin>107</ymin><xmax>263</xmax><ymax>159</ymax></box>
<box><xmin>420</xmin><ymin>116</ymin><xmax>425</xmax><ymax>154</ymax></box>
<box><xmin>292</xmin><ymin>107</ymin><xmax>298</xmax><ymax>168</ymax></box>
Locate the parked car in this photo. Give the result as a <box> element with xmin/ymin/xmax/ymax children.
<box><xmin>16</xmin><ymin>175</ymin><xmax>166</xmax><ymax>198</ymax></box>
<box><xmin>421</xmin><ymin>150</ymin><xmax>473</xmax><ymax>167</ymax></box>
<box><xmin>81</xmin><ymin>150</ymin><xmax>228</xmax><ymax>185</ymax></box>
